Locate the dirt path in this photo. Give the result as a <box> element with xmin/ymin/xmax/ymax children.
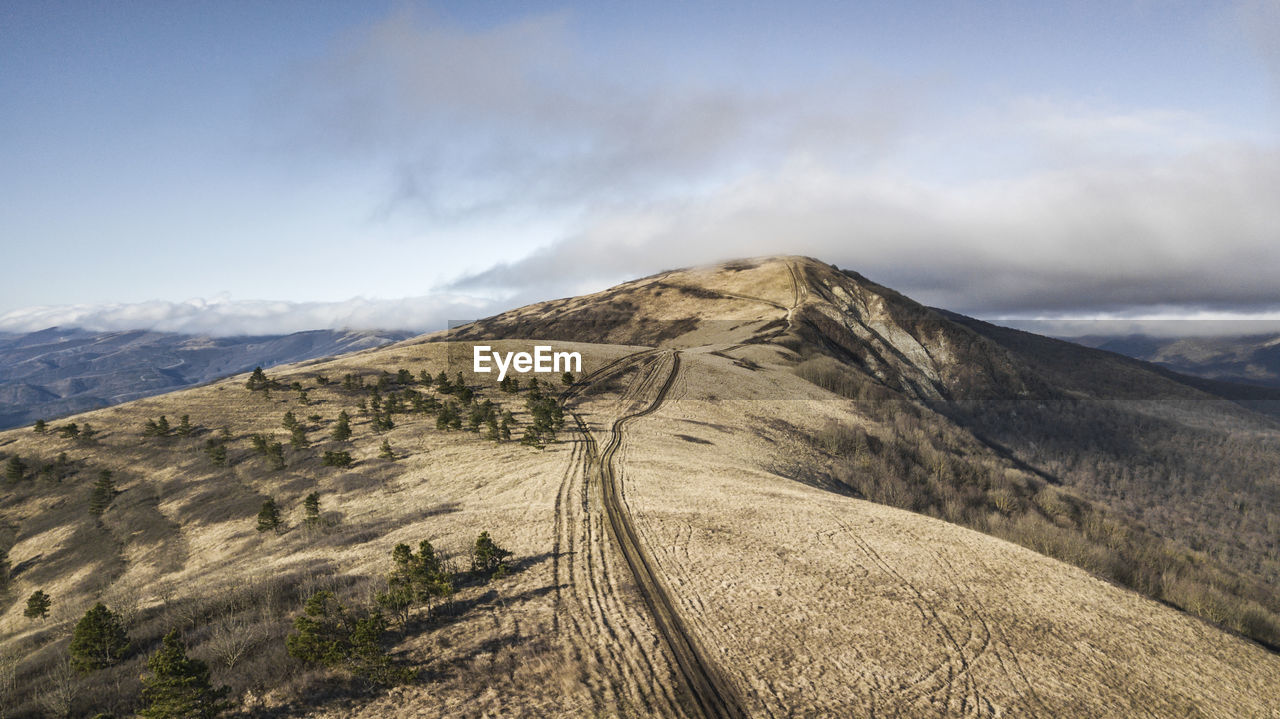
<box><xmin>563</xmin><ymin>350</ymin><xmax>746</xmax><ymax>718</ymax></box>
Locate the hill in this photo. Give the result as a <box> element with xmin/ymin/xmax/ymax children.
<box><xmin>1</xmin><ymin>257</ymin><xmax>1277</xmax><ymax>717</ymax></box>
<box><xmin>1072</xmin><ymin>332</ymin><xmax>1280</xmax><ymax>388</ymax></box>
<box><xmin>0</xmin><ymin>327</ymin><xmax>411</xmax><ymax>429</ymax></box>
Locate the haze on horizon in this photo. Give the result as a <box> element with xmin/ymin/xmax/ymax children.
<box><xmin>2</xmin><ymin>1</ymin><xmax>1279</xmax><ymax>337</ymax></box>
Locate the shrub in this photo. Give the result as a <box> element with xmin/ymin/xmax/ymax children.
<box><xmin>322</xmin><ymin>451</ymin><xmax>353</xmax><ymax>468</ymax></box>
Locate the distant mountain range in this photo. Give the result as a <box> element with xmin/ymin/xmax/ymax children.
<box><xmin>0</xmin><ymin>327</ymin><xmax>411</xmax><ymax>429</ymax></box>
<box><xmin>1070</xmin><ymin>333</ymin><xmax>1280</xmax><ymax>388</ymax></box>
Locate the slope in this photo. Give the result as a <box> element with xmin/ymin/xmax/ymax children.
<box><xmin>1</xmin><ymin>256</ymin><xmax>1278</xmax><ymax>717</ymax></box>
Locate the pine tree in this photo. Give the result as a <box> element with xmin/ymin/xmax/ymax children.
<box><xmin>331</xmin><ymin>411</ymin><xmax>352</xmax><ymax>441</ymax></box>
<box><xmin>282</xmin><ymin>411</ymin><xmax>297</xmax><ymax>430</ymax></box>
<box><xmin>79</xmin><ymin>422</ymin><xmax>97</xmax><ymax>444</ymax></box>
<box><xmin>379</xmin><ymin>439</ymin><xmax>395</xmax><ymax>459</ymax></box>
<box><xmin>138</xmin><ymin>630</ymin><xmax>230</xmax><ymax>719</ymax></box>
<box><xmin>290</xmin><ymin>424</ymin><xmax>308</xmax><ymax>449</ymax></box>
<box><xmin>24</xmin><ymin>590</ymin><xmax>51</xmax><ymax>620</ymax></box>
<box><xmin>257</xmin><ymin>498</ymin><xmax>281</xmax><ymax>533</ymax></box>
<box><xmin>88</xmin><ymin>470</ymin><xmax>116</xmax><ymax>517</ymax></box>
<box><xmin>246</xmin><ymin>366</ymin><xmax>268</xmax><ymax>391</ymax></box>
<box><xmin>4</xmin><ymin>456</ymin><xmax>25</xmax><ymax>481</ymax></box>
<box><xmin>156</xmin><ymin>416</ymin><xmax>171</xmax><ymax>436</ymax></box>
<box><xmin>69</xmin><ymin>603</ymin><xmax>129</xmax><ymax>672</ymax></box>
<box><xmin>265</xmin><ymin>442</ymin><xmax>286</xmax><ymax>471</ymax></box>
<box><xmin>286</xmin><ymin>590</ymin><xmax>347</xmax><ymax>667</ymax></box>
<box><xmin>303</xmin><ymin>492</ymin><xmax>321</xmax><ymax>527</ymax></box>
<box><xmin>176</xmin><ymin>415</ymin><xmax>193</xmax><ymax>437</ymax></box>
<box><xmin>33</xmin><ymin>419</ymin><xmax>47</xmax><ymax>434</ymax></box>
<box><xmin>418</xmin><ymin>369</ymin><xmax>433</xmax><ymax>387</ymax></box>
<box><xmin>562</xmin><ymin>371</ymin><xmax>575</xmax><ymax>386</ymax></box>
<box><xmin>250</xmin><ymin>434</ymin><xmax>270</xmax><ymax>455</ymax></box>
<box><xmin>470</xmin><ymin>531</ymin><xmax>512</xmax><ymax>579</ymax></box>
<box><xmin>397</xmin><ymin>369</ymin><xmax>413</xmax><ymax>385</ymax></box>
<box><xmin>205</xmin><ymin>441</ymin><xmax>227</xmax><ymax>467</ymax></box>
<box><xmin>520</xmin><ymin>426</ymin><xmax>543</xmax><ymax>448</ymax></box>
<box><xmin>59</xmin><ymin>422</ymin><xmax>80</xmax><ymax>439</ymax></box>
<box><xmin>377</xmin><ymin>540</ymin><xmax>452</xmax><ymax>622</ymax></box>
<box><xmin>285</xmin><ymin>591</ymin><xmax>409</xmax><ymax>685</ymax></box>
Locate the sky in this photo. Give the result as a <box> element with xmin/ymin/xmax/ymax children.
<box><xmin>1</xmin><ymin>0</ymin><xmax>1278</xmax><ymax>336</ymax></box>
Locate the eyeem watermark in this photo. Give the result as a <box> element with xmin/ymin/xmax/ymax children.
<box><xmin>473</xmin><ymin>345</ymin><xmax>582</xmax><ymax>381</ymax></box>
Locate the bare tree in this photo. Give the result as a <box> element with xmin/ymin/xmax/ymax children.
<box><xmin>208</xmin><ymin>611</ymin><xmax>259</xmax><ymax>671</ymax></box>
<box><xmin>39</xmin><ymin>656</ymin><xmax>77</xmax><ymax>719</ymax></box>
<box><xmin>0</xmin><ymin>648</ymin><xmax>20</xmax><ymax>719</ymax></box>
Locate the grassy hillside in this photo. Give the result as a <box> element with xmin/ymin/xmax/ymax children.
<box><xmin>1</xmin><ymin>256</ymin><xmax>1278</xmax><ymax>717</ymax></box>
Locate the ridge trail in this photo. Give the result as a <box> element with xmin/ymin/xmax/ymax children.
<box><xmin>570</xmin><ymin>350</ymin><xmax>747</xmax><ymax>719</ymax></box>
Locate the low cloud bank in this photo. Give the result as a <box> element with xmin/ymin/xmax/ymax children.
<box><xmin>0</xmin><ymin>293</ymin><xmax>499</xmax><ymax>337</ymax></box>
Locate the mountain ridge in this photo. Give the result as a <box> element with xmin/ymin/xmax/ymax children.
<box><xmin>1</xmin><ymin>255</ymin><xmax>1277</xmax><ymax>717</ymax></box>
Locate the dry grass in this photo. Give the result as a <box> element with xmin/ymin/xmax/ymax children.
<box><xmin>1</xmin><ymin>257</ymin><xmax>1278</xmax><ymax>717</ymax></box>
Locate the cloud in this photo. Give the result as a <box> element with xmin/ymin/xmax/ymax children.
<box><xmin>452</xmin><ymin>96</ymin><xmax>1280</xmax><ymax>319</ymax></box>
<box><xmin>277</xmin><ymin>9</ymin><xmax>1278</xmax><ymax>321</ymax></box>
<box><xmin>0</xmin><ymin>293</ymin><xmax>498</xmax><ymax>337</ymax></box>
<box><xmin>278</xmin><ymin>8</ymin><xmax>917</xmax><ymax>221</ymax></box>
<box><xmin>1238</xmin><ymin>0</ymin><xmax>1280</xmax><ymax>96</ymax></box>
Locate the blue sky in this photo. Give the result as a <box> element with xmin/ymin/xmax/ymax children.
<box><xmin>1</xmin><ymin>1</ymin><xmax>1278</xmax><ymax>334</ymax></box>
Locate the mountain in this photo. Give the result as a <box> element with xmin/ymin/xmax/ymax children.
<box><xmin>0</xmin><ymin>327</ymin><xmax>413</xmax><ymax>429</ymax></box>
<box><xmin>1071</xmin><ymin>332</ymin><xmax>1280</xmax><ymax>388</ymax></box>
<box><xmin>1</xmin><ymin>257</ymin><xmax>1277</xmax><ymax>717</ymax></box>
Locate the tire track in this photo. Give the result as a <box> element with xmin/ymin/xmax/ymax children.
<box><xmin>586</xmin><ymin>351</ymin><xmax>748</xmax><ymax>719</ymax></box>
<box><xmin>827</xmin><ymin>510</ymin><xmax>991</xmax><ymax>717</ymax></box>
<box><xmin>554</xmin><ymin>349</ymin><xmax>683</xmax><ymax>716</ymax></box>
